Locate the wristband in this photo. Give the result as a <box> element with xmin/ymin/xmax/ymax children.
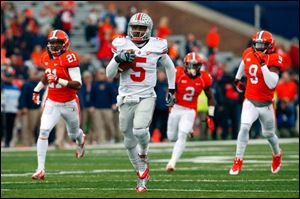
<box><xmin>58</xmin><ymin>78</ymin><xmax>69</xmax><ymax>86</ymax></box>
<box><xmin>208</xmin><ymin>106</ymin><xmax>215</xmax><ymax>117</ymax></box>
<box><xmin>33</xmin><ymin>81</ymin><xmax>45</xmax><ymax>92</ymax></box>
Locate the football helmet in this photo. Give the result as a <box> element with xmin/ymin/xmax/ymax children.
<box><xmin>252</xmin><ymin>30</ymin><xmax>275</xmax><ymax>54</ymax></box>
<box><xmin>47</xmin><ymin>29</ymin><xmax>70</xmax><ymax>57</ymax></box>
<box><xmin>183</xmin><ymin>52</ymin><xmax>204</xmax><ymax>77</ymax></box>
<box><xmin>127</xmin><ymin>12</ymin><xmax>153</xmax><ymax>43</ymax></box>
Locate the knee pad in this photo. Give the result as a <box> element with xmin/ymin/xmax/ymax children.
<box><xmin>39</xmin><ymin>128</ymin><xmax>51</xmax><ymax>139</ymax></box>
<box><xmin>167</xmin><ymin>131</ymin><xmax>178</xmax><ymax>142</ymax></box>
<box><xmin>262</xmin><ymin>130</ymin><xmax>275</xmax><ymax>138</ymax></box>
<box><xmin>132</xmin><ymin>128</ymin><xmax>149</xmax><ymax>139</ymax></box>
<box><xmin>124</xmin><ymin>136</ymin><xmax>138</xmax><ymax>149</ymax></box>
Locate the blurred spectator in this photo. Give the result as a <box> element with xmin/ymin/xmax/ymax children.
<box><xmin>37</xmin><ymin>4</ymin><xmax>55</xmax><ymax>36</ymax></box>
<box><xmin>115</xmin><ymin>9</ymin><xmax>127</xmax><ymax>35</ymax></box>
<box><xmin>168</xmin><ymin>41</ymin><xmax>180</xmax><ymax>65</ymax></box>
<box><xmin>156</xmin><ymin>16</ymin><xmax>171</xmax><ymax>39</ymax></box>
<box><xmin>58</xmin><ymin>2</ymin><xmax>75</xmax><ymax>36</ymax></box>
<box><xmin>90</xmin><ymin>68</ymin><xmax>117</xmax><ymax>143</ymax></box>
<box><xmin>22</xmin><ymin>8</ymin><xmax>39</xmax><ymax>34</ymax></box>
<box><xmin>18</xmin><ymin>69</ymin><xmax>43</xmax><ymax>146</ymax></box>
<box><xmin>1</xmin><ymin>65</ymin><xmax>21</xmax><ymax>147</ymax></box>
<box><xmin>206</xmin><ymin>26</ymin><xmax>220</xmax><ymax>56</ymax></box>
<box><xmin>78</xmin><ymin>71</ymin><xmax>94</xmax><ymax>144</ymax></box>
<box><xmin>85</xmin><ymin>8</ymin><xmax>100</xmax><ymax>48</ymax></box>
<box><xmin>104</xmin><ymin>3</ymin><xmax>117</xmax><ymax>28</ymax></box>
<box><xmin>3</xmin><ymin>28</ymin><xmax>21</xmax><ymax>58</ymax></box>
<box><xmin>276</xmin><ymin>71</ymin><xmax>298</xmax><ymax>137</ymax></box>
<box><xmin>10</xmin><ymin>53</ymin><xmax>28</xmax><ymax>82</ymax></box>
<box><xmin>289</xmin><ymin>38</ymin><xmax>299</xmax><ymax>73</ymax></box>
<box><xmin>30</xmin><ymin>45</ymin><xmax>43</xmax><ymax>69</ymax></box>
<box><xmin>185</xmin><ymin>33</ymin><xmax>202</xmax><ymax>54</ymax></box>
<box><xmin>79</xmin><ymin>53</ymin><xmax>98</xmax><ymax>74</ymax></box>
<box><xmin>97</xmin><ymin>16</ymin><xmax>114</xmax><ymax>66</ymax></box>
<box><xmin>150</xmin><ymin>70</ymin><xmax>169</xmax><ymax>142</ymax></box>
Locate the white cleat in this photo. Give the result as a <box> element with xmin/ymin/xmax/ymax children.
<box><xmin>32</xmin><ymin>169</ymin><xmax>45</xmax><ymax>180</ymax></box>
<box><xmin>166</xmin><ymin>161</ymin><xmax>176</xmax><ymax>173</ymax></box>
<box><xmin>76</xmin><ymin>133</ymin><xmax>87</xmax><ymax>159</ymax></box>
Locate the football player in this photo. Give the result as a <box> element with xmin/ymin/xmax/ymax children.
<box><xmin>31</xmin><ymin>30</ymin><xmax>86</xmax><ymax>180</ymax></box>
<box><xmin>106</xmin><ymin>12</ymin><xmax>176</xmax><ymax>192</ymax></box>
<box><xmin>230</xmin><ymin>30</ymin><xmax>283</xmax><ymax>175</ymax></box>
<box><xmin>165</xmin><ymin>52</ymin><xmax>215</xmax><ymax>172</ymax></box>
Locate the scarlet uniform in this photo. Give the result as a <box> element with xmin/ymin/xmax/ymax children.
<box><xmin>242</xmin><ymin>47</ymin><xmax>283</xmax><ymax>102</ymax></box>
<box><xmin>41</xmin><ymin>50</ymin><xmax>80</xmax><ymax>102</ymax></box>
<box><xmin>175</xmin><ymin>66</ymin><xmax>213</xmax><ymax>110</ymax></box>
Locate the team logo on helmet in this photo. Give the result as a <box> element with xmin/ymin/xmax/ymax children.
<box><xmin>127</xmin><ymin>12</ymin><xmax>153</xmax><ymax>43</ymax></box>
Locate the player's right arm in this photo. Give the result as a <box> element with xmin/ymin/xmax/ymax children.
<box><xmin>234</xmin><ymin>60</ymin><xmax>246</xmax><ymax>93</ymax></box>
<box><xmin>32</xmin><ymin>74</ymin><xmax>48</xmax><ymax>105</ymax></box>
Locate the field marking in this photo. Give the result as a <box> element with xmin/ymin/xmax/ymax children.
<box><xmin>1</xmin><ymin>187</ymin><xmax>299</xmax><ymax>193</ymax></box>
<box><xmin>2</xmin><ymin>166</ymin><xmax>299</xmax><ymax>177</ymax></box>
<box><xmin>1</xmin><ymin>138</ymin><xmax>298</xmax><ymax>152</ymax></box>
<box><xmin>2</xmin><ymin>178</ymin><xmax>299</xmax><ymax>185</ymax></box>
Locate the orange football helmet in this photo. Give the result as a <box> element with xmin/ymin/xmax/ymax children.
<box><xmin>47</xmin><ymin>29</ymin><xmax>70</xmax><ymax>57</ymax></box>
<box><xmin>252</xmin><ymin>30</ymin><xmax>275</xmax><ymax>54</ymax></box>
<box><xmin>183</xmin><ymin>52</ymin><xmax>204</xmax><ymax>77</ymax></box>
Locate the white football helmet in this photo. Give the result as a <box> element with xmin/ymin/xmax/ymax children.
<box><xmin>127</xmin><ymin>12</ymin><xmax>153</xmax><ymax>43</ymax></box>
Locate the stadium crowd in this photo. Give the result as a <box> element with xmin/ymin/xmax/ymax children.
<box><xmin>1</xmin><ymin>1</ymin><xmax>299</xmax><ymax>148</ymax></box>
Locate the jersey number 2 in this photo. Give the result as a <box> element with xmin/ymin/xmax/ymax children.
<box><xmin>183</xmin><ymin>87</ymin><xmax>195</xmax><ymax>101</ymax></box>
<box><xmin>130</xmin><ymin>57</ymin><xmax>146</xmax><ymax>82</ymax></box>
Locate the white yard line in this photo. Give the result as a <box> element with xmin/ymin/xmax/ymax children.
<box><xmin>1</xmin><ymin>178</ymin><xmax>299</xmax><ymax>185</ymax></box>
<box><xmin>1</xmin><ymin>138</ymin><xmax>298</xmax><ymax>152</ymax></box>
<box><xmin>1</xmin><ymin>187</ymin><xmax>299</xmax><ymax>193</ymax></box>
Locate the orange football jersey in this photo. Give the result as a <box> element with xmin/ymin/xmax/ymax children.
<box><xmin>175</xmin><ymin>66</ymin><xmax>213</xmax><ymax>110</ymax></box>
<box><xmin>41</xmin><ymin>50</ymin><xmax>80</xmax><ymax>102</ymax></box>
<box><xmin>242</xmin><ymin>47</ymin><xmax>283</xmax><ymax>102</ymax></box>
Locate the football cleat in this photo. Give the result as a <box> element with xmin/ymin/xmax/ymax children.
<box><xmin>271</xmin><ymin>149</ymin><xmax>282</xmax><ymax>174</ymax></box>
<box><xmin>32</xmin><ymin>169</ymin><xmax>45</xmax><ymax>180</ymax></box>
<box><xmin>136</xmin><ymin>170</ymin><xmax>150</xmax><ymax>193</ymax></box>
<box><xmin>166</xmin><ymin>161</ymin><xmax>176</xmax><ymax>173</ymax></box>
<box><xmin>229</xmin><ymin>157</ymin><xmax>243</xmax><ymax>175</ymax></box>
<box><xmin>76</xmin><ymin>133</ymin><xmax>87</xmax><ymax>159</ymax></box>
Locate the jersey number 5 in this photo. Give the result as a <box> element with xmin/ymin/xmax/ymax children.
<box><xmin>249</xmin><ymin>64</ymin><xmax>258</xmax><ymax>84</ymax></box>
<box><xmin>130</xmin><ymin>57</ymin><xmax>146</xmax><ymax>82</ymax></box>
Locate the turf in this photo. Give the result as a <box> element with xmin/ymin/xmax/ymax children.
<box><xmin>1</xmin><ymin>139</ymin><xmax>299</xmax><ymax>198</ymax></box>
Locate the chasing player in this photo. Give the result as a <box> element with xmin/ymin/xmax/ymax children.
<box><xmin>166</xmin><ymin>52</ymin><xmax>216</xmax><ymax>172</ymax></box>
<box><xmin>31</xmin><ymin>30</ymin><xmax>86</xmax><ymax>180</ymax></box>
<box><xmin>230</xmin><ymin>30</ymin><xmax>283</xmax><ymax>175</ymax></box>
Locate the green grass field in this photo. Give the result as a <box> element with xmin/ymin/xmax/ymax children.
<box><xmin>1</xmin><ymin>138</ymin><xmax>299</xmax><ymax>198</ymax></box>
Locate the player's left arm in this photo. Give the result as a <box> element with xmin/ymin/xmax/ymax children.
<box><xmin>65</xmin><ymin>67</ymin><xmax>82</xmax><ymax>90</ymax></box>
<box><xmin>158</xmin><ymin>54</ymin><xmax>176</xmax><ymax>106</ymax></box>
<box><xmin>204</xmin><ymin>87</ymin><xmax>216</xmax><ymax>116</ymax></box>
<box><xmin>261</xmin><ymin>65</ymin><xmax>280</xmax><ymax>90</ymax></box>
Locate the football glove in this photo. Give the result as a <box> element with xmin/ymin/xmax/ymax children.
<box><xmin>166</xmin><ymin>89</ymin><xmax>176</xmax><ymax>107</ymax></box>
<box><xmin>46</xmin><ymin>73</ymin><xmax>58</xmax><ymax>84</ymax></box>
<box><xmin>254</xmin><ymin>51</ymin><xmax>270</xmax><ymax>66</ymax></box>
<box><xmin>234</xmin><ymin>79</ymin><xmax>246</xmax><ymax>93</ymax></box>
<box><xmin>115</xmin><ymin>50</ymin><xmax>136</xmax><ymax>63</ymax></box>
<box><xmin>32</xmin><ymin>92</ymin><xmax>41</xmax><ymax>105</ymax></box>
<box><xmin>206</xmin><ymin>116</ymin><xmax>215</xmax><ymax>131</ymax></box>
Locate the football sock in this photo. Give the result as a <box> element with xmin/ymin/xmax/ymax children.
<box><xmin>75</xmin><ymin>129</ymin><xmax>84</xmax><ymax>145</ymax></box>
<box><xmin>133</xmin><ymin>128</ymin><xmax>150</xmax><ymax>155</ymax></box>
<box><xmin>170</xmin><ymin>132</ymin><xmax>188</xmax><ymax>164</ymax></box>
<box><xmin>37</xmin><ymin>138</ymin><xmax>48</xmax><ymax>171</ymax></box>
<box><xmin>127</xmin><ymin>146</ymin><xmax>140</xmax><ymax>172</ymax></box>
<box><xmin>267</xmin><ymin>134</ymin><xmax>280</xmax><ymax>155</ymax></box>
<box><xmin>235</xmin><ymin>123</ymin><xmax>250</xmax><ymax>160</ymax></box>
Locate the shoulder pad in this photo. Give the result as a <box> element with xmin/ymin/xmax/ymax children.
<box><xmin>242</xmin><ymin>47</ymin><xmax>253</xmax><ymax>58</ymax></box>
<box><xmin>148</xmin><ymin>37</ymin><xmax>168</xmax><ymax>54</ymax></box>
<box><xmin>268</xmin><ymin>53</ymin><xmax>284</xmax><ymax>70</ymax></box>
<box><xmin>60</xmin><ymin>50</ymin><xmax>80</xmax><ymax>67</ymax></box>
<box><xmin>40</xmin><ymin>51</ymin><xmax>50</xmax><ymax>69</ymax></box>
<box><xmin>200</xmin><ymin>71</ymin><xmax>213</xmax><ymax>88</ymax></box>
<box><xmin>112</xmin><ymin>36</ymin><xmax>129</xmax><ymax>53</ymax></box>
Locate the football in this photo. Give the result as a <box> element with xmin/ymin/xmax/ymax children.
<box><xmin>118</xmin><ymin>62</ymin><xmax>134</xmax><ymax>72</ymax></box>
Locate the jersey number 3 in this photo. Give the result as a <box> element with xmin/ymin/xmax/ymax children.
<box><xmin>130</xmin><ymin>57</ymin><xmax>146</xmax><ymax>82</ymax></box>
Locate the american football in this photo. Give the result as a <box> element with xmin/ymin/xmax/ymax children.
<box><xmin>1</xmin><ymin>1</ymin><xmax>299</xmax><ymax>198</ymax></box>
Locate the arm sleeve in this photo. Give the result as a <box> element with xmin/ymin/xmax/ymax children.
<box><xmin>106</xmin><ymin>55</ymin><xmax>119</xmax><ymax>79</ymax></box>
<box><xmin>261</xmin><ymin>65</ymin><xmax>279</xmax><ymax>89</ymax></box>
<box><xmin>235</xmin><ymin>60</ymin><xmax>245</xmax><ymax>80</ymax></box>
<box><xmin>68</xmin><ymin>67</ymin><xmax>82</xmax><ymax>85</ymax></box>
<box><xmin>158</xmin><ymin>54</ymin><xmax>176</xmax><ymax>89</ymax></box>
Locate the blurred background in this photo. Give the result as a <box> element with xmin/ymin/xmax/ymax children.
<box><xmin>1</xmin><ymin>1</ymin><xmax>299</xmax><ymax>148</ymax></box>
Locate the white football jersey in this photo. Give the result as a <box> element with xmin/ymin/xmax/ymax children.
<box><xmin>112</xmin><ymin>36</ymin><xmax>168</xmax><ymax>97</ymax></box>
